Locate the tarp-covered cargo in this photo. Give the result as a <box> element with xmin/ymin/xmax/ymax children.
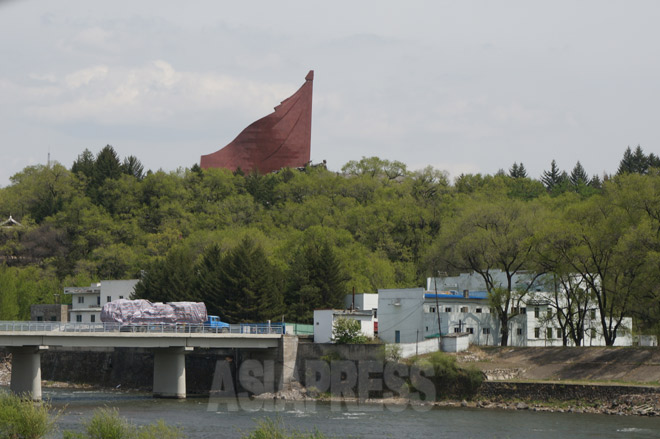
<box><xmin>101</xmin><ymin>299</ymin><xmax>207</xmax><ymax>324</ymax></box>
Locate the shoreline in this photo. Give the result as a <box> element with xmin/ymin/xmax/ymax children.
<box><xmin>2</xmin><ymin>358</ymin><xmax>658</xmax><ymax>417</ymax></box>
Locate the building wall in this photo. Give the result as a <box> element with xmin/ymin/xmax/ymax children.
<box><xmin>30</xmin><ymin>304</ymin><xmax>69</xmax><ymax>322</ymax></box>
<box><xmin>344</xmin><ymin>293</ymin><xmax>378</xmax><ymax>312</ymax></box>
<box><xmin>313</xmin><ymin>310</ymin><xmax>335</xmax><ymax>343</ymax></box>
<box><xmin>66</xmin><ymin>279</ymin><xmax>138</xmax><ymax>324</ymax></box>
<box><xmin>313</xmin><ymin>310</ymin><xmax>375</xmax><ymax>343</ymax></box>
<box><xmin>377</xmin><ymin>287</ymin><xmax>633</xmax><ymax>347</ymax></box>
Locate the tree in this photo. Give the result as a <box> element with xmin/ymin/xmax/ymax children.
<box><xmin>208</xmin><ymin>237</ymin><xmax>284</xmax><ymax>323</ymax></box>
<box><xmin>509</xmin><ymin>162</ymin><xmax>527</xmax><ymax>179</ymax></box>
<box><xmin>122</xmin><ymin>156</ymin><xmax>145</xmax><ymax>180</ymax></box>
<box><xmin>428</xmin><ymin>197</ymin><xmax>544</xmax><ymax>345</ymax></box>
<box><xmin>286</xmin><ymin>237</ymin><xmax>350</xmax><ymax>322</ymax></box>
<box><xmin>133</xmin><ymin>246</ymin><xmax>198</xmax><ymax>303</ymax></box>
<box><xmin>541</xmin><ymin>160</ymin><xmax>563</xmax><ymax>191</ymax></box>
<box><xmin>617</xmin><ymin>145</ymin><xmax>650</xmax><ymax>175</ymax></box>
<box><xmin>332</xmin><ymin>317</ymin><xmax>369</xmax><ymax>344</ymax></box>
<box><xmin>569</xmin><ymin>161</ymin><xmax>589</xmax><ymax>188</ymax></box>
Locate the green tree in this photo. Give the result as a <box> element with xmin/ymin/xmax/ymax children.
<box><xmin>332</xmin><ymin>317</ymin><xmax>369</xmax><ymax>344</ymax></box>
<box><xmin>209</xmin><ymin>237</ymin><xmax>285</xmax><ymax>323</ymax></box>
<box><xmin>428</xmin><ymin>197</ymin><xmax>544</xmax><ymax>346</ymax></box>
<box><xmin>133</xmin><ymin>246</ymin><xmax>198</xmax><ymax>303</ymax></box>
<box><xmin>508</xmin><ymin>162</ymin><xmax>527</xmax><ymax>179</ymax></box>
<box><xmin>541</xmin><ymin>160</ymin><xmax>563</xmax><ymax>191</ymax></box>
<box><xmin>286</xmin><ymin>237</ymin><xmax>350</xmax><ymax>322</ymax></box>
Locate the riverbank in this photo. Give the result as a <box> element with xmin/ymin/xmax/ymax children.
<box><xmin>3</xmin><ymin>347</ymin><xmax>659</xmax><ymax>417</ymax></box>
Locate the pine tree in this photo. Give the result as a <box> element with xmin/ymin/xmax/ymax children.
<box><xmin>618</xmin><ymin>145</ymin><xmax>650</xmax><ymax>175</ymax></box>
<box><xmin>212</xmin><ymin>237</ymin><xmax>284</xmax><ymax>323</ymax></box>
<box><xmin>133</xmin><ymin>246</ymin><xmax>198</xmax><ymax>303</ymax></box>
<box><xmin>509</xmin><ymin>162</ymin><xmax>527</xmax><ymax>179</ymax></box>
<box><xmin>122</xmin><ymin>156</ymin><xmax>145</xmax><ymax>180</ymax></box>
<box><xmin>541</xmin><ymin>160</ymin><xmax>562</xmax><ymax>191</ymax></box>
<box><xmin>71</xmin><ymin>149</ymin><xmax>96</xmax><ymax>179</ymax></box>
<box><xmin>286</xmin><ymin>240</ymin><xmax>350</xmax><ymax>322</ymax></box>
<box><xmin>570</xmin><ymin>161</ymin><xmax>589</xmax><ymax>187</ymax></box>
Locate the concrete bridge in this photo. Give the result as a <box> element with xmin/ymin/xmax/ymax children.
<box><xmin>0</xmin><ymin>321</ymin><xmax>295</xmax><ymax>401</ymax></box>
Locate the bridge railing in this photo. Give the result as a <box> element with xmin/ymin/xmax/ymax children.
<box><xmin>0</xmin><ymin>321</ymin><xmax>284</xmax><ymax>335</ymax></box>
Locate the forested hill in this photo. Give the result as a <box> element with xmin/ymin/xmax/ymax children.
<box><xmin>1</xmin><ymin>146</ymin><xmax>659</xmax><ymax>336</ymax></box>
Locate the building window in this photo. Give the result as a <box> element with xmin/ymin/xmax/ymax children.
<box><xmin>460</xmin><ymin>306</ymin><xmax>468</xmax><ymax>313</ymax></box>
<box><xmin>476</xmin><ymin>308</ymin><xmax>482</xmax><ymax>313</ymax></box>
<box><xmin>516</xmin><ymin>328</ymin><xmax>522</xmax><ymax>336</ymax></box>
<box><xmin>534</xmin><ymin>307</ymin><xmax>539</xmax><ymax>318</ymax></box>
<box><xmin>534</xmin><ymin>327</ymin><xmax>540</xmax><ymax>338</ymax></box>
<box><xmin>97</xmin><ymin>296</ymin><xmax>100</xmax><ymax>305</ymax></box>
<box><xmin>37</xmin><ymin>316</ymin><xmax>43</xmax><ymax>321</ymax></box>
<box><xmin>483</xmin><ymin>328</ymin><xmax>491</xmax><ymax>335</ymax></box>
<box><xmin>429</xmin><ymin>306</ymin><xmax>436</xmax><ymax>313</ymax></box>
<box><xmin>520</xmin><ymin>307</ymin><xmax>526</xmax><ymax>314</ymax></box>
<box><xmin>547</xmin><ymin>309</ymin><xmax>552</xmax><ymax>318</ymax></box>
<box><xmin>78</xmin><ymin>296</ymin><xmax>84</xmax><ymax>304</ymax></box>
<box><xmin>557</xmin><ymin>328</ymin><xmax>562</xmax><ymax>339</ymax></box>
<box><xmin>425</xmin><ymin>326</ymin><xmax>428</xmax><ymax>332</ymax></box>
<box><xmin>395</xmin><ymin>330</ymin><xmax>400</xmax><ymax>343</ymax></box>
<box><xmin>467</xmin><ymin>328</ymin><xmax>474</xmax><ymax>334</ymax></box>
<box><xmin>90</xmin><ymin>315</ymin><xmax>96</xmax><ymax>323</ymax></box>
<box><xmin>107</xmin><ymin>296</ymin><xmax>112</xmax><ymax>303</ymax></box>
<box><xmin>50</xmin><ymin>316</ymin><xmax>56</xmax><ymax>321</ymax></box>
<box><xmin>119</xmin><ymin>296</ymin><xmax>124</xmax><ymax>300</ymax></box>
<box><xmin>454</xmin><ymin>327</ymin><xmax>461</xmax><ymax>333</ymax></box>
<box><xmin>547</xmin><ymin>328</ymin><xmax>553</xmax><ymax>339</ymax></box>
<box><xmin>445</xmin><ymin>307</ymin><xmax>452</xmax><ymax>313</ymax></box>
<box><xmin>76</xmin><ymin>315</ymin><xmax>82</xmax><ymax>323</ymax></box>
<box><xmin>591</xmin><ymin>328</ymin><xmax>596</xmax><ymax>338</ymax></box>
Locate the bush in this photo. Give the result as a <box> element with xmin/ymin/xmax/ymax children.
<box><xmin>242</xmin><ymin>417</ymin><xmax>326</xmax><ymax>439</ymax></box>
<box><xmin>332</xmin><ymin>317</ymin><xmax>369</xmax><ymax>344</ymax></box>
<box><xmin>0</xmin><ymin>392</ymin><xmax>55</xmax><ymax>439</ymax></box>
<box><xmin>63</xmin><ymin>408</ymin><xmax>185</xmax><ymax>439</ymax></box>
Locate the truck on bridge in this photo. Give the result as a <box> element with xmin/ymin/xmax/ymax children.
<box><xmin>101</xmin><ymin>299</ymin><xmax>229</xmax><ymax>332</ymax></box>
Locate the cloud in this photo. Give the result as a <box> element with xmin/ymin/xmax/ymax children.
<box><xmin>17</xmin><ymin>61</ymin><xmax>297</xmax><ymax>126</ymax></box>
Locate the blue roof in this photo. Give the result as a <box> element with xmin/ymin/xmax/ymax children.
<box><xmin>424</xmin><ymin>291</ymin><xmax>489</xmax><ymax>300</ymax></box>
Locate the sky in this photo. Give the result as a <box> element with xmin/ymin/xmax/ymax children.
<box><xmin>1</xmin><ymin>0</ymin><xmax>660</xmax><ymax>186</ymax></box>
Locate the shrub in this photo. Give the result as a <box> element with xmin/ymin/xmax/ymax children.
<box><xmin>242</xmin><ymin>417</ymin><xmax>326</xmax><ymax>439</ymax></box>
<box><xmin>0</xmin><ymin>392</ymin><xmax>55</xmax><ymax>439</ymax></box>
<box><xmin>63</xmin><ymin>408</ymin><xmax>185</xmax><ymax>439</ymax></box>
<box><xmin>412</xmin><ymin>352</ymin><xmax>484</xmax><ymax>400</ymax></box>
<box><xmin>332</xmin><ymin>317</ymin><xmax>369</xmax><ymax>344</ymax></box>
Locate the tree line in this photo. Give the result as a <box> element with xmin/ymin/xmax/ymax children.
<box><xmin>0</xmin><ymin>145</ymin><xmax>659</xmax><ymax>340</ymax></box>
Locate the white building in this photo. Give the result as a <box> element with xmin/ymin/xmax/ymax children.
<box><xmin>65</xmin><ymin>279</ymin><xmax>138</xmax><ymax>323</ymax></box>
<box><xmin>344</xmin><ymin>293</ymin><xmax>378</xmax><ymax>313</ymax></box>
<box><xmin>313</xmin><ymin>309</ymin><xmax>376</xmax><ymax>343</ymax></box>
<box><xmin>378</xmin><ymin>271</ymin><xmax>633</xmax><ymax>347</ymax></box>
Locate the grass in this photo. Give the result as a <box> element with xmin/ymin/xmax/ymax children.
<box><xmin>241</xmin><ymin>417</ymin><xmax>326</xmax><ymax>439</ymax></box>
<box><xmin>62</xmin><ymin>408</ymin><xmax>186</xmax><ymax>439</ymax></box>
<box><xmin>0</xmin><ymin>391</ymin><xmax>56</xmax><ymax>439</ymax></box>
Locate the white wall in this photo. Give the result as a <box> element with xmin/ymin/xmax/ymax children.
<box><xmin>313</xmin><ymin>310</ymin><xmax>335</xmax><ymax>343</ymax></box>
<box><xmin>389</xmin><ymin>338</ymin><xmax>441</xmax><ymax>359</ymax></box>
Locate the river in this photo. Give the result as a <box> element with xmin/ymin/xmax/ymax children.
<box><xmin>23</xmin><ymin>387</ymin><xmax>658</xmax><ymax>439</ymax></box>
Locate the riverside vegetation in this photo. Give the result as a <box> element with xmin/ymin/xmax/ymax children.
<box><xmin>0</xmin><ymin>393</ymin><xmax>325</xmax><ymax>439</ymax></box>
<box><xmin>1</xmin><ymin>146</ymin><xmax>660</xmax><ymax>342</ymax></box>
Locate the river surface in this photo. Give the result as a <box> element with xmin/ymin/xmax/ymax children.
<box><xmin>8</xmin><ymin>387</ymin><xmax>660</xmax><ymax>438</ymax></box>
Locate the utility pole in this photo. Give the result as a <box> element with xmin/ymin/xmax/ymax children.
<box><xmin>434</xmin><ymin>272</ymin><xmax>446</xmax><ymax>350</ymax></box>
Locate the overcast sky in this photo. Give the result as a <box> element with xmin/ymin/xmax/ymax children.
<box><xmin>2</xmin><ymin>0</ymin><xmax>659</xmax><ymax>186</ymax></box>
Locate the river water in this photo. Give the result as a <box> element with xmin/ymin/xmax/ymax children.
<box><xmin>22</xmin><ymin>387</ymin><xmax>658</xmax><ymax>439</ymax></box>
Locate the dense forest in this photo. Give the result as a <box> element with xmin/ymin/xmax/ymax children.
<box><xmin>1</xmin><ymin>145</ymin><xmax>659</xmax><ymax>342</ymax></box>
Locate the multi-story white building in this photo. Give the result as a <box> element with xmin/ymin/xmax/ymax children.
<box><xmin>65</xmin><ymin>279</ymin><xmax>138</xmax><ymax>323</ymax></box>
<box><xmin>377</xmin><ymin>271</ymin><xmax>633</xmax><ymax>347</ymax></box>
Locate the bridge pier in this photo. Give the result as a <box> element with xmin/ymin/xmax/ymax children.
<box><xmin>153</xmin><ymin>347</ymin><xmax>191</xmax><ymax>399</ymax></box>
<box><xmin>9</xmin><ymin>346</ymin><xmax>47</xmax><ymax>401</ymax></box>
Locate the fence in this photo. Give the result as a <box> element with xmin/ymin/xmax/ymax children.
<box><xmin>0</xmin><ymin>321</ymin><xmax>284</xmax><ymax>335</ymax></box>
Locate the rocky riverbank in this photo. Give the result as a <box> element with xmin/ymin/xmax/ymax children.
<box><xmin>251</xmin><ymin>380</ymin><xmax>660</xmax><ymax>417</ymax></box>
